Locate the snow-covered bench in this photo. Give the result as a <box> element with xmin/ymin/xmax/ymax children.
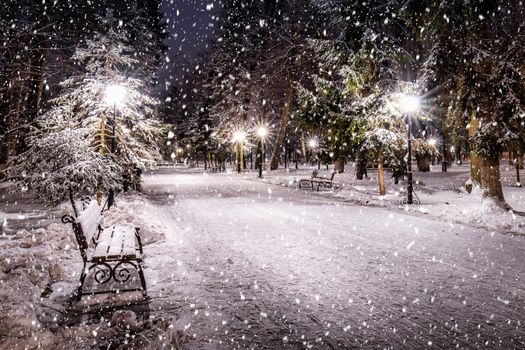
<box><xmin>61</xmin><ymin>198</ymin><xmax>147</xmax><ymax>301</ymax></box>
<box><xmin>299</xmin><ymin>171</ymin><xmax>336</xmax><ymax>191</ymax></box>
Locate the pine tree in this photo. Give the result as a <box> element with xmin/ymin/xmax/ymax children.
<box><xmin>421</xmin><ymin>0</ymin><xmax>525</xmax><ymax>206</ymax></box>
<box><xmin>13</xmin><ymin>22</ymin><xmax>161</xmax><ymax>203</ymax></box>
<box><xmin>57</xmin><ymin>27</ymin><xmax>161</xmax><ymax>179</ymax></box>
<box><xmin>0</xmin><ymin>0</ymin><xmax>166</xmax><ymax>167</ymax></box>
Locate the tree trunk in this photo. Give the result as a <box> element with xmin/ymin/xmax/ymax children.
<box><xmin>6</xmin><ymin>89</ymin><xmax>25</xmax><ymax>159</ymax></box>
<box><xmin>418</xmin><ymin>156</ymin><xmax>430</xmax><ymax>172</ymax></box>
<box><xmin>334</xmin><ymin>159</ymin><xmax>345</xmax><ymax>173</ymax></box>
<box><xmin>356</xmin><ymin>150</ymin><xmax>367</xmax><ymax>180</ymax></box>
<box><xmin>378</xmin><ymin>155</ymin><xmax>386</xmax><ymax>196</ymax></box>
<box><xmin>468</xmin><ymin>111</ymin><xmax>481</xmax><ymax>183</ymax></box>
<box><xmin>455</xmin><ymin>146</ymin><xmax>462</xmax><ymax>165</ymax></box>
<box><xmin>300</xmin><ymin>133</ymin><xmax>306</xmax><ymax>164</ymax></box>
<box><xmin>479</xmin><ymin>155</ymin><xmax>505</xmax><ymax>204</ymax></box>
<box><xmin>270</xmin><ymin>79</ymin><xmax>294</xmax><ymax>170</ymax></box>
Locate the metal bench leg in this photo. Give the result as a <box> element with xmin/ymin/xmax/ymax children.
<box><xmin>137</xmin><ymin>263</ymin><xmax>148</xmax><ymax>297</ymax></box>
<box><xmin>76</xmin><ymin>263</ymin><xmax>87</xmax><ymax>301</ymax></box>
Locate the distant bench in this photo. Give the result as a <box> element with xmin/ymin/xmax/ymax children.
<box><xmin>62</xmin><ymin>198</ymin><xmax>147</xmax><ymax>301</ymax></box>
<box><xmin>299</xmin><ymin>171</ymin><xmax>336</xmax><ymax>191</ymax></box>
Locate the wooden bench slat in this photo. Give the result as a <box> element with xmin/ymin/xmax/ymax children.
<box><xmin>92</xmin><ymin>224</ymin><xmax>138</xmax><ymax>262</ymax></box>
<box><xmin>108</xmin><ymin>225</ymin><xmax>136</xmax><ymax>257</ymax></box>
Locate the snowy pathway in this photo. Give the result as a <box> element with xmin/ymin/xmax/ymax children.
<box><xmin>142</xmin><ymin>168</ymin><xmax>524</xmax><ymax>349</ymax></box>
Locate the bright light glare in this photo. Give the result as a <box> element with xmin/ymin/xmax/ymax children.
<box><xmin>428</xmin><ymin>138</ymin><xmax>437</xmax><ymax>146</ymax></box>
<box><xmin>399</xmin><ymin>94</ymin><xmax>420</xmax><ymax>113</ymax></box>
<box><xmin>105</xmin><ymin>84</ymin><xmax>126</xmax><ymax>106</ymax></box>
<box><xmin>233</xmin><ymin>131</ymin><xmax>246</xmax><ymax>142</ymax></box>
<box><xmin>308</xmin><ymin>139</ymin><xmax>317</xmax><ymax>149</ymax></box>
<box><xmin>256</xmin><ymin>127</ymin><xmax>268</xmax><ymax>138</ymax></box>
<box><xmin>167</xmin><ymin>131</ymin><xmax>175</xmax><ymax>139</ymax></box>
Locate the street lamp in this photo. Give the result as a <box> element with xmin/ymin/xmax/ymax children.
<box><xmin>400</xmin><ymin>94</ymin><xmax>420</xmax><ymax>205</ymax></box>
<box><xmin>307</xmin><ymin>138</ymin><xmax>320</xmax><ymax>170</ymax></box>
<box><xmin>256</xmin><ymin>126</ymin><xmax>268</xmax><ymax>178</ymax></box>
<box><xmin>515</xmin><ymin>157</ymin><xmax>522</xmax><ymax>188</ymax></box>
<box><xmin>104</xmin><ymin>84</ymin><xmax>126</xmax><ymax>209</ymax></box>
<box><xmin>233</xmin><ymin>131</ymin><xmax>246</xmax><ymax>173</ymax></box>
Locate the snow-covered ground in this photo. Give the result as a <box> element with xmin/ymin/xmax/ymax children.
<box><xmin>1</xmin><ymin>165</ymin><xmax>524</xmax><ymax>349</ymax></box>
<box><xmin>244</xmin><ymin>162</ymin><xmax>525</xmax><ymax>235</ymax></box>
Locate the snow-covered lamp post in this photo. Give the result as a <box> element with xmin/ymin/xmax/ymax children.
<box><xmin>233</xmin><ymin>131</ymin><xmax>246</xmax><ymax>173</ymax></box>
<box><xmin>105</xmin><ymin>84</ymin><xmax>126</xmax><ymax>209</ymax></box>
<box><xmin>399</xmin><ymin>94</ymin><xmax>420</xmax><ymax>205</ymax></box>
<box><xmin>256</xmin><ymin>126</ymin><xmax>268</xmax><ymax>178</ymax></box>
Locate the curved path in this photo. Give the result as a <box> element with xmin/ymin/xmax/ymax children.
<box><xmin>142</xmin><ymin>167</ymin><xmax>524</xmax><ymax>349</ymax></box>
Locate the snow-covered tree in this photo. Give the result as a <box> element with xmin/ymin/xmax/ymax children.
<box><xmin>48</xmin><ymin>27</ymin><xmax>161</xmax><ymax>183</ymax></box>
<box><xmin>12</xmin><ymin>22</ymin><xmax>161</xmax><ymax>204</ymax></box>
<box><xmin>412</xmin><ymin>139</ymin><xmax>439</xmax><ymax>173</ymax></box>
<box><xmin>421</xmin><ymin>0</ymin><xmax>525</xmax><ymax>206</ymax></box>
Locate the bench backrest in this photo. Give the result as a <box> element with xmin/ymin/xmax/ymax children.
<box><xmin>77</xmin><ymin>199</ymin><xmax>101</xmax><ymax>242</ymax></box>
<box><xmin>61</xmin><ymin>197</ymin><xmax>101</xmax><ymax>262</ymax></box>
<box><xmin>312</xmin><ymin>171</ymin><xmax>336</xmax><ymax>181</ymax></box>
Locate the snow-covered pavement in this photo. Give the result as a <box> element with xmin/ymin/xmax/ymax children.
<box><xmin>141</xmin><ymin>167</ymin><xmax>524</xmax><ymax>349</ymax></box>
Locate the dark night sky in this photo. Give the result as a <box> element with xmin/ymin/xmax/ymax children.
<box><xmin>158</xmin><ymin>0</ymin><xmax>220</xmax><ymax>91</ymax></box>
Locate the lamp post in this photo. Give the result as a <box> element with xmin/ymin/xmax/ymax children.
<box><xmin>400</xmin><ymin>94</ymin><xmax>420</xmax><ymax>205</ymax></box>
<box><xmin>104</xmin><ymin>84</ymin><xmax>126</xmax><ymax>209</ymax></box>
<box><xmin>515</xmin><ymin>156</ymin><xmax>522</xmax><ymax>187</ymax></box>
<box><xmin>233</xmin><ymin>131</ymin><xmax>246</xmax><ymax>173</ymax></box>
<box><xmin>256</xmin><ymin>126</ymin><xmax>268</xmax><ymax>178</ymax></box>
<box><xmin>308</xmin><ymin>139</ymin><xmax>319</xmax><ymax>170</ymax></box>
<box><xmin>440</xmin><ymin>135</ymin><xmax>448</xmax><ymax>172</ymax></box>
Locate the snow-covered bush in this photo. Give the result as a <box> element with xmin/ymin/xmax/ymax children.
<box><xmin>412</xmin><ymin>139</ymin><xmax>440</xmax><ymax>172</ymax></box>
<box><xmin>15</xmin><ymin>127</ymin><xmax>123</xmax><ymax>205</ymax></box>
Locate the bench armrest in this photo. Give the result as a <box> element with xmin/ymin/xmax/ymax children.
<box><xmin>135</xmin><ymin>227</ymin><xmax>143</xmax><ymax>254</ymax></box>
<box><xmin>92</xmin><ymin>224</ymin><xmax>104</xmax><ymax>246</ymax></box>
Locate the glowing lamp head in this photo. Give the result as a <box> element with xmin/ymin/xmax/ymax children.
<box><xmin>256</xmin><ymin>127</ymin><xmax>268</xmax><ymax>138</ymax></box>
<box><xmin>308</xmin><ymin>139</ymin><xmax>317</xmax><ymax>149</ymax></box>
<box><xmin>400</xmin><ymin>94</ymin><xmax>420</xmax><ymax>113</ymax></box>
<box><xmin>233</xmin><ymin>131</ymin><xmax>246</xmax><ymax>142</ymax></box>
<box><xmin>428</xmin><ymin>138</ymin><xmax>437</xmax><ymax>146</ymax></box>
<box><xmin>105</xmin><ymin>84</ymin><xmax>126</xmax><ymax>106</ymax></box>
